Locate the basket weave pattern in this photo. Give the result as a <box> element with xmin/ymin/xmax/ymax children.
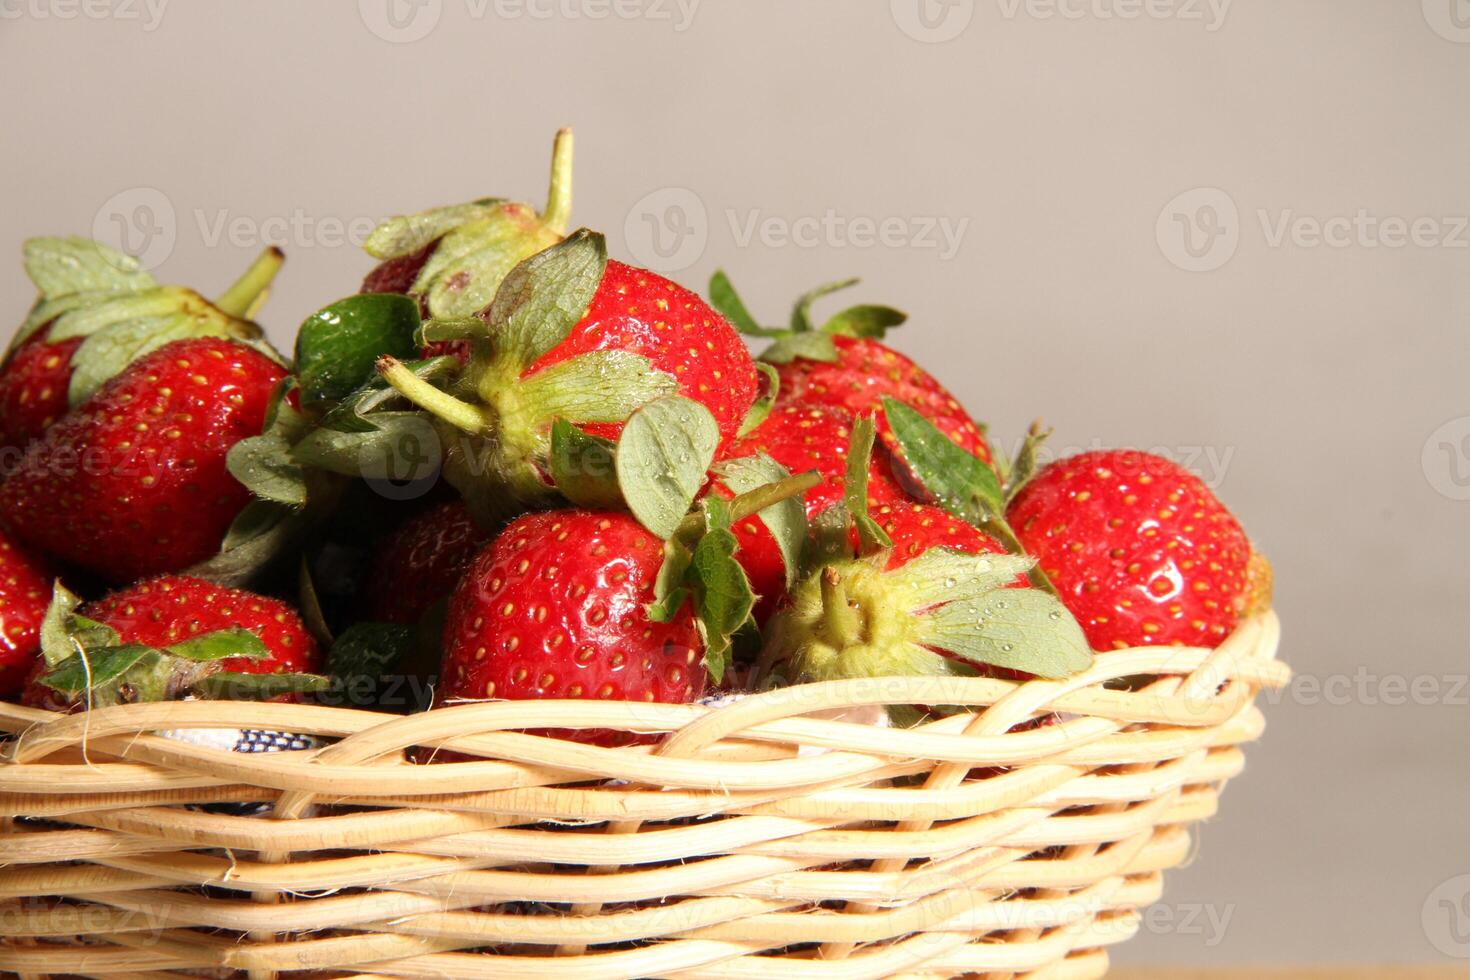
<box><xmin>0</xmin><ymin>612</ymin><xmax>1284</xmax><ymax>979</ymax></box>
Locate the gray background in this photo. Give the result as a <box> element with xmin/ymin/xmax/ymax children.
<box><xmin>2</xmin><ymin>0</ymin><xmax>1466</xmax><ymax>967</ymax></box>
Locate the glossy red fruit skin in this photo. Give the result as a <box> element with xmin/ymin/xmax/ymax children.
<box><xmin>773</xmin><ymin>335</ymin><xmax>991</xmax><ymax>463</ymax></box>
<box><xmin>526</xmin><ymin>260</ymin><xmax>760</xmax><ymax>448</ymax></box>
<box><xmin>0</xmin><ymin>325</ymin><xmax>82</xmax><ymax>450</ymax></box>
<box><xmin>364</xmin><ymin>500</ymin><xmax>491</xmax><ymax>625</ymax></box>
<box><xmin>871</xmin><ymin>500</ymin><xmax>1010</xmax><ymax>571</ymax></box>
<box><xmin>0</xmin><ymin>530</ymin><xmax>53</xmax><ymax>697</ymax></box>
<box><xmin>1008</xmin><ymin>450</ymin><xmax>1250</xmax><ymax>650</ymax></box>
<box><xmin>80</xmin><ymin>575</ymin><xmax>321</xmax><ymax>674</ymax></box>
<box><xmin>718</xmin><ymin>403</ymin><xmax>906</xmax><ymax>621</ymax></box>
<box><xmin>0</xmin><ymin>338</ymin><xmax>285</xmax><ymax>583</ymax></box>
<box><xmin>438</xmin><ymin>510</ymin><xmax>706</xmax><ymax>746</ymax></box>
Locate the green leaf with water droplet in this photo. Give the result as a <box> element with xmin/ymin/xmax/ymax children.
<box><xmin>616</xmin><ymin>396</ymin><xmax>721</xmax><ymax>540</ymax></box>
<box><xmin>22</xmin><ymin>236</ymin><xmax>156</xmax><ymax>300</ymax></box>
<box><xmin>517</xmin><ymin>350</ymin><xmax>676</xmax><ymax>424</ymax></box>
<box><xmin>918</xmin><ymin>588</ymin><xmax>1092</xmax><ymax>679</ymax></box>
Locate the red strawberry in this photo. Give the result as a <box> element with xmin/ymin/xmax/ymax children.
<box><xmin>871</xmin><ymin>500</ymin><xmax>1010</xmax><ymax>571</ymax></box>
<box><xmin>437</xmin><ymin>510</ymin><xmax>706</xmax><ymax>745</ymax></box>
<box><xmin>22</xmin><ymin>575</ymin><xmax>320</xmax><ymax>710</ymax></box>
<box><xmin>363</xmin><ymin>500</ymin><xmax>492</xmax><ymax>625</ymax></box>
<box><xmin>1007</xmin><ymin>450</ymin><xmax>1252</xmax><ymax>649</ymax></box>
<box><xmin>717</xmin><ymin>403</ymin><xmax>905</xmax><ymax>619</ymax></box>
<box><xmin>0</xmin><ymin>326</ymin><xmax>82</xmax><ymax>450</ymax></box>
<box><xmin>81</xmin><ymin>576</ymin><xmax>320</xmax><ymax>674</ymax></box>
<box><xmin>775</xmin><ymin>334</ymin><xmax>991</xmax><ymax>464</ymax></box>
<box><xmin>0</xmin><ymin>337</ymin><xmax>286</xmax><ymax>582</ymax></box>
<box><xmin>0</xmin><ymin>241</ymin><xmax>282</xmax><ymax>452</ymax></box>
<box><xmin>0</xmin><ymin>530</ymin><xmax>52</xmax><ymax>697</ymax></box>
<box><xmin>381</xmin><ymin>233</ymin><xmax>759</xmax><ymax>513</ymax></box>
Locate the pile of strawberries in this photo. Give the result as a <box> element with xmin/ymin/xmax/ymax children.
<box><xmin>0</xmin><ymin>131</ymin><xmax>1270</xmax><ymax>745</ymax></box>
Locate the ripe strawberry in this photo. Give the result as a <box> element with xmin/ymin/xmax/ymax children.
<box><xmin>0</xmin><ymin>240</ymin><xmax>282</xmax><ymax>451</ymax></box>
<box><xmin>0</xmin><ymin>530</ymin><xmax>52</xmax><ymax>697</ymax></box>
<box><xmin>717</xmin><ymin>403</ymin><xmax>905</xmax><ymax>619</ymax></box>
<box><xmin>1007</xmin><ymin>450</ymin><xmax>1253</xmax><ymax>649</ymax></box>
<box><xmin>81</xmin><ymin>576</ymin><xmax>320</xmax><ymax>674</ymax></box>
<box><xmin>0</xmin><ymin>326</ymin><xmax>82</xmax><ymax>450</ymax></box>
<box><xmin>0</xmin><ymin>337</ymin><xmax>286</xmax><ymax>582</ymax></box>
<box><xmin>22</xmin><ymin>576</ymin><xmax>321</xmax><ymax>710</ymax></box>
<box><xmin>437</xmin><ymin>509</ymin><xmax>706</xmax><ymax>745</ymax></box>
<box><xmin>363</xmin><ymin>500</ymin><xmax>492</xmax><ymax>625</ymax></box>
<box><xmin>774</xmin><ymin>334</ymin><xmax>992</xmax><ymax>464</ymax></box>
<box><xmin>381</xmin><ymin>233</ymin><xmax>759</xmax><ymax>513</ymax></box>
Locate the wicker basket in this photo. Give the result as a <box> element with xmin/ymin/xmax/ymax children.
<box><xmin>0</xmin><ymin>611</ymin><xmax>1285</xmax><ymax>980</ymax></box>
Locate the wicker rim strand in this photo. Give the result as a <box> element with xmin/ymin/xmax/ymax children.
<box><xmin>0</xmin><ymin>611</ymin><xmax>1285</xmax><ymax>979</ymax></box>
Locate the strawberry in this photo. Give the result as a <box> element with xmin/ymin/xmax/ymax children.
<box><xmin>716</xmin><ymin>403</ymin><xmax>904</xmax><ymax>620</ymax></box>
<box><xmin>1007</xmin><ymin>450</ymin><xmax>1253</xmax><ymax>650</ymax></box>
<box><xmin>0</xmin><ymin>530</ymin><xmax>53</xmax><ymax>697</ymax></box>
<box><xmin>380</xmin><ymin>231</ymin><xmax>759</xmax><ymax>515</ymax></box>
<box><xmin>751</xmin><ymin>416</ymin><xmax>1086</xmax><ymax>714</ymax></box>
<box><xmin>363</xmin><ymin>499</ymin><xmax>491</xmax><ymax>625</ymax></box>
<box><xmin>707</xmin><ymin>271</ymin><xmax>991</xmax><ymax>466</ymax></box>
<box><xmin>775</xmin><ymin>334</ymin><xmax>992</xmax><ymax>465</ymax></box>
<box><xmin>437</xmin><ymin>509</ymin><xmax>706</xmax><ymax>745</ymax></box>
<box><xmin>0</xmin><ymin>327</ymin><xmax>82</xmax><ymax>450</ymax></box>
<box><xmin>22</xmin><ymin>576</ymin><xmax>322</xmax><ymax>710</ymax></box>
<box><xmin>1</xmin><ymin>238</ymin><xmax>282</xmax><ymax>451</ymax></box>
<box><xmin>0</xmin><ymin>337</ymin><xmax>286</xmax><ymax>582</ymax></box>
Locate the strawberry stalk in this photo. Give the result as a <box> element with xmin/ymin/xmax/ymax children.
<box><xmin>541</xmin><ymin>127</ymin><xmax>575</xmax><ymax>235</ymax></box>
<box><xmin>819</xmin><ymin>566</ymin><xmax>864</xmax><ymax>650</ymax></box>
<box><xmin>215</xmin><ymin>246</ymin><xmax>285</xmax><ymax>319</ymax></box>
<box><xmin>376</xmin><ymin>354</ymin><xmax>489</xmax><ymax>434</ymax></box>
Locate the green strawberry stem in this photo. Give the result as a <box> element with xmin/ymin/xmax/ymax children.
<box><xmin>541</xmin><ymin>128</ymin><xmax>574</xmax><ymax>235</ymax></box>
<box><xmin>819</xmin><ymin>567</ymin><xmax>864</xmax><ymax>649</ymax></box>
<box><xmin>216</xmin><ymin>246</ymin><xmax>285</xmax><ymax>319</ymax></box>
<box><xmin>720</xmin><ymin>470</ymin><xmax>821</xmax><ymax>526</ymax></box>
<box><xmin>377</xmin><ymin>355</ymin><xmax>490</xmax><ymax>434</ymax></box>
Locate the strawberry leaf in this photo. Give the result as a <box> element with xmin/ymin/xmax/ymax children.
<box><xmin>686</xmin><ymin>495</ymin><xmax>755</xmax><ymax>683</ymax></box>
<box><xmin>192</xmin><ymin>671</ymin><xmax>331</xmax><ymax>700</ymax></box>
<box><xmin>790</xmin><ymin>278</ymin><xmax>859</xmax><ymax>333</ymax></box>
<box><xmin>821</xmin><ymin>303</ymin><xmax>906</xmax><ymax>339</ymax></box>
<box><xmin>295</xmin><ymin>294</ymin><xmax>422</xmax><ymax>407</ymax></box>
<box><xmin>517</xmin><ymin>350</ymin><xmax>677</xmax><ymax>424</ymax></box>
<box><xmin>39</xmin><ymin>583</ymin><xmax>110</xmax><ymax>667</ymax></box>
<box><xmin>713</xmin><ymin>453</ymin><xmax>807</xmax><ymax>589</ymax></box>
<box><xmin>761</xmin><ymin>331</ymin><xmax>838</xmax><ymax>365</ymax></box>
<box><xmin>917</xmin><ymin>588</ymin><xmax>1092</xmax><ymax>679</ymax></box>
<box><xmin>228</xmin><ymin>380</ymin><xmax>311</xmax><ymax>507</ymax></box>
<box><xmin>616</xmin><ymin>396</ymin><xmax>721</xmax><ymax>540</ymax></box>
<box><xmin>549</xmin><ymin>418</ymin><xmax>622</xmax><ymax>509</ymax></box>
<box><xmin>708</xmin><ymin>270</ymin><xmax>785</xmax><ymax>337</ymax></box>
<box><xmin>38</xmin><ymin>643</ymin><xmax>158</xmax><ymax>695</ymax></box>
<box><xmin>364</xmin><ymin>200</ymin><xmax>500</xmax><ymax>259</ymax></box>
<box><xmin>487</xmin><ymin>229</ymin><xmax>606</xmax><ymax>371</ymax></box>
<box><xmin>22</xmin><ymin>236</ymin><xmax>156</xmax><ymax>300</ymax></box>
<box><xmin>735</xmin><ymin>363</ymin><xmax>780</xmax><ymax>437</ymax></box>
<box><xmin>844</xmin><ymin>415</ymin><xmax>893</xmax><ymax>554</ymax></box>
<box><xmin>166</xmin><ymin>628</ymin><xmax>270</xmax><ymax>663</ymax></box>
<box><xmin>647</xmin><ymin>535</ymin><xmax>694</xmax><ymax>624</ymax></box>
<box><xmin>883</xmin><ymin>397</ymin><xmax>1004</xmax><ymax>521</ymax></box>
<box><xmin>1005</xmin><ymin>421</ymin><xmax>1053</xmax><ymax>503</ymax></box>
